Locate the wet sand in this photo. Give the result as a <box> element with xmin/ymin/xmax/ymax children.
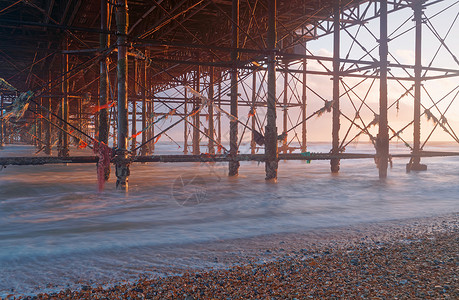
<box><xmin>8</xmin><ymin>213</ymin><xmax>458</xmax><ymax>299</ymax></box>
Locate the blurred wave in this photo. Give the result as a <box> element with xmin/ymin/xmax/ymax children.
<box><xmin>1</xmin><ymin>143</ymin><xmax>458</xmax><ymax>296</ymax></box>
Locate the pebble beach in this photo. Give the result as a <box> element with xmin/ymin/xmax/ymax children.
<box><xmin>6</xmin><ymin>213</ymin><xmax>458</xmax><ymax>300</ymax></box>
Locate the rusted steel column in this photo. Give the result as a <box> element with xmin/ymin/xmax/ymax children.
<box><xmin>331</xmin><ymin>0</ymin><xmax>340</xmax><ymax>173</ymax></box>
<box><xmin>208</xmin><ymin>67</ymin><xmax>215</xmax><ymax>154</ymax></box>
<box><xmin>184</xmin><ymin>83</ymin><xmax>188</xmax><ymax>154</ymax></box>
<box><xmin>193</xmin><ymin>67</ymin><xmax>200</xmax><ymax>155</ymax></box>
<box><xmin>150</xmin><ymin>89</ymin><xmax>155</xmax><ymax>154</ymax></box>
<box><xmin>251</xmin><ymin>70</ymin><xmax>257</xmax><ymax>155</ymax></box>
<box><xmin>44</xmin><ymin>97</ymin><xmax>51</xmax><ymax>154</ymax></box>
<box><xmin>147</xmin><ymin>64</ymin><xmax>154</xmax><ymax>155</ymax></box>
<box><xmin>37</xmin><ymin>98</ymin><xmax>43</xmax><ymax>149</ymax></box>
<box><xmin>229</xmin><ymin>0</ymin><xmax>240</xmax><ymax>176</ymax></box>
<box><xmin>0</xmin><ymin>95</ymin><xmax>4</xmax><ymax>149</ymax></box>
<box><xmin>44</xmin><ymin>72</ymin><xmax>52</xmax><ymax>155</ymax></box>
<box><xmin>301</xmin><ymin>57</ymin><xmax>307</xmax><ymax>152</ymax></box>
<box><xmin>217</xmin><ymin>78</ymin><xmax>222</xmax><ymax>153</ymax></box>
<box><xmin>111</xmin><ymin>105</ymin><xmax>117</xmax><ymax>148</ymax></box>
<box><xmin>282</xmin><ymin>64</ymin><xmax>288</xmax><ymax>154</ymax></box>
<box><xmin>141</xmin><ymin>55</ymin><xmax>147</xmax><ymax>156</ymax></box>
<box><xmin>265</xmin><ymin>0</ymin><xmax>278</xmax><ymax>180</ymax></box>
<box><xmin>378</xmin><ymin>0</ymin><xmax>389</xmax><ymax>179</ymax></box>
<box><xmin>115</xmin><ymin>0</ymin><xmax>130</xmax><ymax>190</ymax></box>
<box><xmin>131</xmin><ymin>59</ymin><xmax>138</xmax><ymax>155</ymax></box>
<box><xmin>59</xmin><ymin>38</ymin><xmax>70</xmax><ymax>158</ymax></box>
<box><xmin>99</xmin><ymin>0</ymin><xmax>110</xmax><ymax>147</ymax></box>
<box><xmin>409</xmin><ymin>0</ymin><xmax>427</xmax><ymax>172</ymax></box>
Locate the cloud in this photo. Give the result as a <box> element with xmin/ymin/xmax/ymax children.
<box><xmin>394</xmin><ymin>49</ymin><xmax>414</xmax><ymax>65</ymax></box>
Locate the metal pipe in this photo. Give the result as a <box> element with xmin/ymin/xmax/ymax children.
<box><xmin>0</xmin><ymin>95</ymin><xmax>4</xmax><ymax>149</ymax></box>
<box><xmin>217</xmin><ymin>78</ymin><xmax>222</xmax><ymax>153</ymax></box>
<box><xmin>251</xmin><ymin>70</ymin><xmax>257</xmax><ymax>155</ymax></box>
<box><xmin>208</xmin><ymin>66</ymin><xmax>215</xmax><ymax>154</ymax></box>
<box><xmin>184</xmin><ymin>82</ymin><xmax>188</xmax><ymax>154</ymax></box>
<box><xmin>59</xmin><ymin>37</ymin><xmax>69</xmax><ymax>158</ymax></box>
<box><xmin>282</xmin><ymin>64</ymin><xmax>288</xmax><ymax>154</ymax></box>
<box><xmin>301</xmin><ymin>57</ymin><xmax>307</xmax><ymax>153</ymax></box>
<box><xmin>141</xmin><ymin>52</ymin><xmax>147</xmax><ymax>156</ymax></box>
<box><xmin>193</xmin><ymin>66</ymin><xmax>200</xmax><ymax>155</ymax></box>
<box><xmin>131</xmin><ymin>59</ymin><xmax>137</xmax><ymax>155</ymax></box>
<box><xmin>44</xmin><ymin>71</ymin><xmax>52</xmax><ymax>155</ymax></box>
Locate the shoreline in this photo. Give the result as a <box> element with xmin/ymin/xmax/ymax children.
<box><xmin>6</xmin><ymin>212</ymin><xmax>458</xmax><ymax>299</ymax></box>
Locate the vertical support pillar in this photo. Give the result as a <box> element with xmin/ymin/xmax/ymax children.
<box><xmin>59</xmin><ymin>38</ymin><xmax>70</xmax><ymax>158</ymax></box>
<box><xmin>301</xmin><ymin>57</ymin><xmax>307</xmax><ymax>152</ymax></box>
<box><xmin>150</xmin><ymin>89</ymin><xmax>155</xmax><ymax>154</ymax></box>
<box><xmin>217</xmin><ymin>78</ymin><xmax>222</xmax><ymax>153</ymax></box>
<box><xmin>37</xmin><ymin>98</ymin><xmax>43</xmax><ymax>149</ymax></box>
<box><xmin>409</xmin><ymin>0</ymin><xmax>427</xmax><ymax>172</ymax></box>
<box><xmin>141</xmin><ymin>54</ymin><xmax>147</xmax><ymax>156</ymax></box>
<box><xmin>265</xmin><ymin>0</ymin><xmax>278</xmax><ymax>180</ymax></box>
<box><xmin>378</xmin><ymin>0</ymin><xmax>389</xmax><ymax>179</ymax></box>
<box><xmin>78</xmin><ymin>97</ymin><xmax>83</xmax><ymax>144</ymax></box>
<box><xmin>44</xmin><ymin>97</ymin><xmax>51</xmax><ymax>154</ymax></box>
<box><xmin>282</xmin><ymin>64</ymin><xmax>288</xmax><ymax>154</ymax></box>
<box><xmin>115</xmin><ymin>0</ymin><xmax>130</xmax><ymax>190</ymax></box>
<box><xmin>99</xmin><ymin>0</ymin><xmax>111</xmax><ymax>181</ymax></box>
<box><xmin>0</xmin><ymin>95</ymin><xmax>4</xmax><ymax>149</ymax></box>
<box><xmin>184</xmin><ymin>82</ymin><xmax>188</xmax><ymax>154</ymax></box>
<box><xmin>192</xmin><ymin>68</ymin><xmax>200</xmax><ymax>155</ymax></box>
<box><xmin>208</xmin><ymin>67</ymin><xmax>215</xmax><ymax>154</ymax></box>
<box><xmin>229</xmin><ymin>0</ymin><xmax>240</xmax><ymax>176</ymax></box>
<box><xmin>331</xmin><ymin>0</ymin><xmax>340</xmax><ymax>173</ymax></box>
<box><xmin>44</xmin><ymin>71</ymin><xmax>52</xmax><ymax>155</ymax></box>
<box><xmin>95</xmin><ymin>90</ymin><xmax>100</xmax><ymax>137</ymax></box>
<box><xmin>251</xmin><ymin>70</ymin><xmax>257</xmax><ymax>155</ymax></box>
<box><xmin>99</xmin><ymin>0</ymin><xmax>110</xmax><ymax>146</ymax></box>
<box><xmin>131</xmin><ymin>59</ymin><xmax>137</xmax><ymax>155</ymax></box>
<box><xmin>147</xmin><ymin>66</ymin><xmax>154</xmax><ymax>155</ymax></box>
<box><xmin>111</xmin><ymin>105</ymin><xmax>117</xmax><ymax>148</ymax></box>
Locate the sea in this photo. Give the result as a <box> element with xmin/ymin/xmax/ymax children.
<box><xmin>1</xmin><ymin>141</ymin><xmax>458</xmax><ymax>297</ymax></box>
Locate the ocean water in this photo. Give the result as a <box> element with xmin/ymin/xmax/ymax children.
<box><xmin>0</xmin><ymin>142</ymin><xmax>458</xmax><ymax>297</ymax></box>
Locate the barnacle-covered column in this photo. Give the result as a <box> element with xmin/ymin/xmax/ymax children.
<box><xmin>229</xmin><ymin>0</ymin><xmax>240</xmax><ymax>176</ymax></box>
<box><xmin>115</xmin><ymin>0</ymin><xmax>130</xmax><ymax>190</ymax></box>
<box><xmin>265</xmin><ymin>0</ymin><xmax>278</xmax><ymax>180</ymax></box>
<box><xmin>408</xmin><ymin>0</ymin><xmax>427</xmax><ymax>172</ymax></box>
<box><xmin>378</xmin><ymin>0</ymin><xmax>389</xmax><ymax>179</ymax></box>
<box><xmin>99</xmin><ymin>0</ymin><xmax>111</xmax><ymax>180</ymax></box>
<box><xmin>331</xmin><ymin>0</ymin><xmax>341</xmax><ymax>173</ymax></box>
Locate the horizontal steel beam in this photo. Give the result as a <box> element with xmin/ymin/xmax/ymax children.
<box><xmin>2</xmin><ymin>151</ymin><xmax>459</xmax><ymax>166</ymax></box>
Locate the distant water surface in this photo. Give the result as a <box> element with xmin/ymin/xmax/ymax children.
<box><xmin>0</xmin><ymin>142</ymin><xmax>458</xmax><ymax>296</ymax></box>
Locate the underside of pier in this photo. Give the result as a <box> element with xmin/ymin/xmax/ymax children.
<box><xmin>0</xmin><ymin>0</ymin><xmax>458</xmax><ymax>189</ymax></box>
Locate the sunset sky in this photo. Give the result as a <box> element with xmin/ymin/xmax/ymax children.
<box><xmin>151</xmin><ymin>1</ymin><xmax>458</xmax><ymax>149</ymax></box>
